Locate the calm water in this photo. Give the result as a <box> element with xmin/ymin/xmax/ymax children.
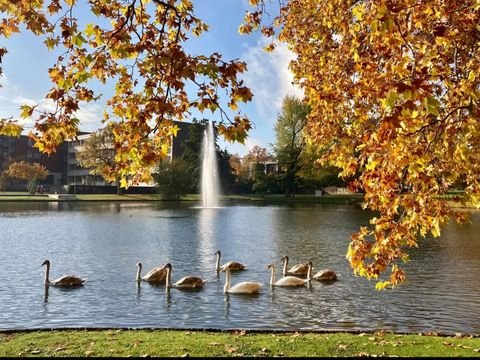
<box><xmin>0</xmin><ymin>201</ymin><xmax>479</xmax><ymax>334</ymax></box>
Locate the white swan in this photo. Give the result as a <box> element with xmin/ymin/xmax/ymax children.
<box><xmin>268</xmin><ymin>262</ymin><xmax>311</xmax><ymax>287</ymax></box>
<box><xmin>163</xmin><ymin>263</ymin><xmax>206</xmax><ymax>289</ymax></box>
<box><xmin>214</xmin><ymin>250</ymin><xmax>246</xmax><ymax>272</ymax></box>
<box><xmin>41</xmin><ymin>259</ymin><xmax>85</xmax><ymax>287</ymax></box>
<box><xmin>312</xmin><ymin>267</ymin><xmax>338</xmax><ymax>281</ymax></box>
<box><xmin>136</xmin><ymin>262</ymin><xmax>167</xmax><ymax>284</ymax></box>
<box><xmin>281</xmin><ymin>255</ymin><xmax>309</xmax><ymax>276</ymax></box>
<box><xmin>221</xmin><ymin>266</ymin><xmax>262</xmax><ymax>294</ymax></box>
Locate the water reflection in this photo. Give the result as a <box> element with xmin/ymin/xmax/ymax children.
<box><xmin>0</xmin><ymin>202</ymin><xmax>479</xmax><ymax>334</ymax></box>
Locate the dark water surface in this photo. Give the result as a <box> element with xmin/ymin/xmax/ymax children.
<box><xmin>0</xmin><ymin>201</ymin><xmax>479</xmax><ymax>334</ymax></box>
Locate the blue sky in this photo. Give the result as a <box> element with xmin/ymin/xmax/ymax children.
<box><xmin>0</xmin><ymin>0</ymin><xmax>302</xmax><ymax>156</ymax></box>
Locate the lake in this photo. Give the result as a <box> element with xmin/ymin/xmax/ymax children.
<box><xmin>0</xmin><ymin>201</ymin><xmax>479</xmax><ymax>334</ymax></box>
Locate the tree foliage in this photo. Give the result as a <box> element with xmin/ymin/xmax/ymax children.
<box><xmin>76</xmin><ymin>128</ymin><xmax>115</xmax><ymax>177</ymax></box>
<box><xmin>5</xmin><ymin>161</ymin><xmax>48</xmax><ymax>193</ymax></box>
<box><xmin>75</xmin><ymin>127</ymin><xmax>122</xmax><ymax>193</ymax></box>
<box><xmin>153</xmin><ymin>157</ymin><xmax>193</xmax><ymax>199</ymax></box>
<box><xmin>0</xmin><ymin>0</ymin><xmax>253</xmax><ymax>186</ymax></box>
<box><xmin>243</xmin><ymin>145</ymin><xmax>272</xmax><ymax>164</ymax></box>
<box><xmin>273</xmin><ymin>95</ymin><xmax>309</xmax><ymax>197</ymax></box>
<box><xmin>244</xmin><ymin>0</ymin><xmax>480</xmax><ymax>288</ymax></box>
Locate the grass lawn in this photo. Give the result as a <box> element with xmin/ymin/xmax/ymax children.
<box><xmin>0</xmin><ymin>192</ymin><xmax>365</xmax><ymax>205</ymax></box>
<box><xmin>0</xmin><ymin>191</ymin><xmax>477</xmax><ymax>356</ymax></box>
<box><xmin>1</xmin><ymin>329</ymin><xmax>479</xmax><ymax>357</ymax></box>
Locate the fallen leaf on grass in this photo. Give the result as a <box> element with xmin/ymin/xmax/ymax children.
<box><xmin>54</xmin><ymin>346</ymin><xmax>66</xmax><ymax>352</ymax></box>
<box><xmin>225</xmin><ymin>345</ymin><xmax>238</xmax><ymax>353</ymax></box>
<box><xmin>30</xmin><ymin>349</ymin><xmax>41</xmax><ymax>354</ymax></box>
<box><xmin>180</xmin><ymin>353</ymin><xmax>189</xmax><ymax>358</ymax></box>
<box><xmin>208</xmin><ymin>342</ymin><xmax>221</xmax><ymax>346</ymax></box>
<box><xmin>337</xmin><ymin>344</ymin><xmax>347</xmax><ymax>351</ymax></box>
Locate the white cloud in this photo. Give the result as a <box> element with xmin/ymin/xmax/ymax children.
<box><xmin>242</xmin><ymin>40</ymin><xmax>303</xmax><ymax>124</ymax></box>
<box><xmin>0</xmin><ymin>80</ymin><xmax>104</xmax><ymax>134</ymax></box>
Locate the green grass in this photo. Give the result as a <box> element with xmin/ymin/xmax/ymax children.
<box><xmin>0</xmin><ymin>192</ymin><xmax>363</xmax><ymax>204</ymax></box>
<box><xmin>1</xmin><ymin>330</ymin><xmax>479</xmax><ymax>357</ymax></box>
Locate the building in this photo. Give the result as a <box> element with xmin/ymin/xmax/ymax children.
<box><xmin>1</xmin><ymin>121</ymin><xmax>205</xmax><ymax>192</ymax></box>
<box><xmin>0</xmin><ymin>134</ymin><xmax>68</xmax><ymax>190</ymax></box>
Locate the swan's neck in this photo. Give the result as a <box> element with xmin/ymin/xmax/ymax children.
<box><xmin>282</xmin><ymin>258</ymin><xmax>288</xmax><ymax>275</ymax></box>
<box><xmin>136</xmin><ymin>265</ymin><xmax>142</xmax><ymax>281</ymax></box>
<box><xmin>44</xmin><ymin>263</ymin><xmax>50</xmax><ymax>285</ymax></box>
<box><xmin>215</xmin><ymin>252</ymin><xmax>221</xmax><ymax>272</ymax></box>
<box><xmin>224</xmin><ymin>269</ymin><xmax>231</xmax><ymax>294</ymax></box>
<box><xmin>269</xmin><ymin>266</ymin><xmax>275</xmax><ymax>285</ymax></box>
<box><xmin>306</xmin><ymin>263</ymin><xmax>312</xmax><ymax>280</ymax></box>
<box><xmin>165</xmin><ymin>267</ymin><xmax>172</xmax><ymax>288</ymax></box>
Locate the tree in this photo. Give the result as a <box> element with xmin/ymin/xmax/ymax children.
<box><xmin>0</xmin><ymin>170</ymin><xmax>10</xmax><ymax>191</ymax></box>
<box><xmin>243</xmin><ymin>145</ymin><xmax>272</xmax><ymax>164</ymax></box>
<box><xmin>75</xmin><ymin>127</ymin><xmax>122</xmax><ymax>194</ymax></box>
<box><xmin>252</xmin><ymin>162</ymin><xmax>268</xmax><ymax>196</ymax></box>
<box><xmin>244</xmin><ymin>1</ymin><xmax>480</xmax><ymax>288</ymax></box>
<box><xmin>5</xmin><ymin>161</ymin><xmax>48</xmax><ymax>193</ymax></box>
<box><xmin>153</xmin><ymin>158</ymin><xmax>193</xmax><ymax>200</ymax></box>
<box><xmin>0</xmin><ymin>0</ymin><xmax>253</xmax><ymax>187</ymax></box>
<box><xmin>300</xmin><ymin>144</ymin><xmax>346</xmax><ymax>191</ymax></box>
<box><xmin>273</xmin><ymin>95</ymin><xmax>309</xmax><ymax>198</ymax></box>
<box><xmin>217</xmin><ymin>148</ymin><xmax>235</xmax><ymax>195</ymax></box>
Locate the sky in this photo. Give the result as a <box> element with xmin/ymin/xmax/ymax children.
<box><xmin>0</xmin><ymin>0</ymin><xmax>303</xmax><ymax>157</ymax></box>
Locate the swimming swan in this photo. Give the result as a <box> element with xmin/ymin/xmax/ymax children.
<box><xmin>163</xmin><ymin>263</ymin><xmax>206</xmax><ymax>289</ymax></box>
<box><xmin>214</xmin><ymin>250</ymin><xmax>246</xmax><ymax>272</ymax></box>
<box><xmin>221</xmin><ymin>266</ymin><xmax>262</xmax><ymax>294</ymax></box>
<box><xmin>268</xmin><ymin>262</ymin><xmax>311</xmax><ymax>287</ymax></box>
<box><xmin>281</xmin><ymin>255</ymin><xmax>309</xmax><ymax>276</ymax></box>
<box><xmin>136</xmin><ymin>262</ymin><xmax>167</xmax><ymax>284</ymax></box>
<box><xmin>41</xmin><ymin>259</ymin><xmax>85</xmax><ymax>287</ymax></box>
<box><xmin>312</xmin><ymin>267</ymin><xmax>338</xmax><ymax>281</ymax></box>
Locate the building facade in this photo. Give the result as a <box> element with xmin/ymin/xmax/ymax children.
<box><xmin>1</xmin><ymin>121</ymin><xmax>206</xmax><ymax>192</ymax></box>
<box><xmin>0</xmin><ymin>134</ymin><xmax>68</xmax><ymax>190</ymax></box>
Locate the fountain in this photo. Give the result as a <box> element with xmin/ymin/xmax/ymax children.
<box><xmin>200</xmin><ymin>120</ymin><xmax>220</xmax><ymax>208</ymax></box>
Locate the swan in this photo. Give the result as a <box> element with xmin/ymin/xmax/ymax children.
<box><xmin>268</xmin><ymin>262</ymin><xmax>312</xmax><ymax>287</ymax></box>
<box><xmin>214</xmin><ymin>250</ymin><xmax>246</xmax><ymax>272</ymax></box>
<box><xmin>41</xmin><ymin>259</ymin><xmax>85</xmax><ymax>287</ymax></box>
<box><xmin>136</xmin><ymin>262</ymin><xmax>167</xmax><ymax>284</ymax></box>
<box><xmin>163</xmin><ymin>263</ymin><xmax>206</xmax><ymax>289</ymax></box>
<box><xmin>312</xmin><ymin>267</ymin><xmax>338</xmax><ymax>281</ymax></box>
<box><xmin>221</xmin><ymin>266</ymin><xmax>262</xmax><ymax>294</ymax></box>
<box><xmin>281</xmin><ymin>255</ymin><xmax>309</xmax><ymax>276</ymax></box>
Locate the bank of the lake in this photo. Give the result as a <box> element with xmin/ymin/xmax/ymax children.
<box><xmin>0</xmin><ymin>192</ymin><xmax>475</xmax><ymax>209</ymax></box>
<box><xmin>0</xmin><ymin>192</ymin><xmax>365</xmax><ymax>205</ymax></box>
<box><xmin>1</xmin><ymin>329</ymin><xmax>480</xmax><ymax>357</ymax></box>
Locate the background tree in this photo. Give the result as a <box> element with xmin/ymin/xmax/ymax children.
<box><xmin>5</xmin><ymin>161</ymin><xmax>48</xmax><ymax>194</ymax></box>
<box><xmin>180</xmin><ymin>119</ymin><xmax>235</xmax><ymax>195</ymax></box>
<box><xmin>0</xmin><ymin>0</ymin><xmax>253</xmax><ymax>186</ymax></box>
<box><xmin>243</xmin><ymin>145</ymin><xmax>271</xmax><ymax>164</ymax></box>
<box><xmin>251</xmin><ymin>162</ymin><xmax>268</xmax><ymax>197</ymax></box>
<box><xmin>75</xmin><ymin>127</ymin><xmax>122</xmax><ymax>194</ymax></box>
<box><xmin>153</xmin><ymin>158</ymin><xmax>193</xmax><ymax>200</ymax></box>
<box><xmin>0</xmin><ymin>170</ymin><xmax>10</xmax><ymax>192</ymax></box>
<box><xmin>273</xmin><ymin>95</ymin><xmax>309</xmax><ymax>198</ymax></box>
<box><xmin>300</xmin><ymin>144</ymin><xmax>346</xmax><ymax>192</ymax></box>
<box><xmin>244</xmin><ymin>0</ymin><xmax>480</xmax><ymax>288</ymax></box>
<box><xmin>217</xmin><ymin>148</ymin><xmax>235</xmax><ymax>195</ymax></box>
